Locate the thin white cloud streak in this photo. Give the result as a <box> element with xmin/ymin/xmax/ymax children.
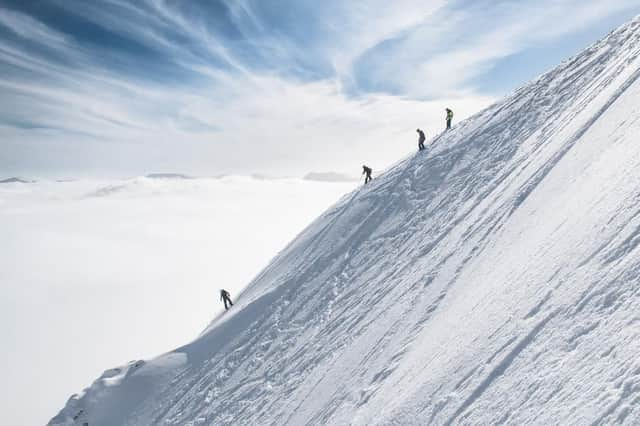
<box><xmin>0</xmin><ymin>7</ymin><xmax>68</xmax><ymax>47</ymax></box>
<box><xmin>326</xmin><ymin>1</ymin><xmax>448</xmax><ymax>77</ymax></box>
<box><xmin>49</xmin><ymin>0</ymin><xmax>253</xmax><ymax>75</ymax></box>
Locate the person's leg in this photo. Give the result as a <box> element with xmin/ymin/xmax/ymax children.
<box><xmin>224</xmin><ymin>299</ymin><xmax>229</xmax><ymax>310</ymax></box>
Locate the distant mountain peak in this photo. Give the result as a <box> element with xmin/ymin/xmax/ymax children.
<box><xmin>0</xmin><ymin>177</ymin><xmax>31</xmax><ymax>184</ymax></box>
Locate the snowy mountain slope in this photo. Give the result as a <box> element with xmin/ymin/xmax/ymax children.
<box><xmin>51</xmin><ymin>16</ymin><xmax>640</xmax><ymax>425</ymax></box>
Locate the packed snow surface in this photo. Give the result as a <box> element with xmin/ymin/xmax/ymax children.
<box><xmin>52</xmin><ymin>17</ymin><xmax>640</xmax><ymax>425</ymax></box>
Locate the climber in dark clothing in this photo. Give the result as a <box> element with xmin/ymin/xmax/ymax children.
<box><xmin>446</xmin><ymin>108</ymin><xmax>454</xmax><ymax>130</ymax></box>
<box><xmin>220</xmin><ymin>289</ymin><xmax>233</xmax><ymax>310</ymax></box>
<box><xmin>362</xmin><ymin>165</ymin><xmax>372</xmax><ymax>184</ymax></box>
<box><xmin>417</xmin><ymin>128</ymin><xmax>426</xmax><ymax>151</ymax></box>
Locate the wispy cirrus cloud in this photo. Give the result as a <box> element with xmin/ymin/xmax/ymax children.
<box><xmin>0</xmin><ymin>0</ymin><xmax>638</xmax><ymax>177</ymax></box>
<box><xmin>349</xmin><ymin>0</ymin><xmax>640</xmax><ymax>97</ymax></box>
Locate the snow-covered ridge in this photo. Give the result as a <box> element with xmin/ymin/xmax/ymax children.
<box><xmin>51</xmin><ymin>16</ymin><xmax>640</xmax><ymax>425</ymax></box>
<box><xmin>0</xmin><ymin>177</ymin><xmax>32</xmax><ymax>183</ymax></box>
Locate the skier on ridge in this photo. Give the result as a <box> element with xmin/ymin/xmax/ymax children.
<box><xmin>362</xmin><ymin>165</ymin><xmax>373</xmax><ymax>184</ymax></box>
<box><xmin>220</xmin><ymin>289</ymin><xmax>233</xmax><ymax>310</ymax></box>
<box><xmin>446</xmin><ymin>108</ymin><xmax>454</xmax><ymax>130</ymax></box>
<box><xmin>417</xmin><ymin>128</ymin><xmax>426</xmax><ymax>151</ymax></box>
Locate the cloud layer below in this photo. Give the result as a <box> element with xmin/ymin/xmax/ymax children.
<box><xmin>0</xmin><ymin>176</ymin><xmax>354</xmax><ymax>425</ymax></box>
<box><xmin>0</xmin><ymin>1</ymin><xmax>638</xmax><ymax>176</ymax></box>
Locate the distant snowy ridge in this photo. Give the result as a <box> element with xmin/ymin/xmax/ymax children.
<box><xmin>303</xmin><ymin>172</ymin><xmax>359</xmax><ymax>182</ymax></box>
<box><xmin>1</xmin><ymin>177</ymin><xmax>32</xmax><ymax>183</ymax></box>
<box><xmin>145</xmin><ymin>173</ymin><xmax>195</xmax><ymax>179</ymax></box>
<box><xmin>84</xmin><ymin>174</ymin><xmax>344</xmax><ymax>199</ymax></box>
<box><xmin>51</xmin><ymin>16</ymin><xmax>640</xmax><ymax>426</ymax></box>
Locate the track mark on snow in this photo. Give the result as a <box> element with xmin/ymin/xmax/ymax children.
<box><xmin>444</xmin><ymin>311</ymin><xmax>557</xmax><ymax>425</ymax></box>
<box><xmin>524</xmin><ymin>290</ymin><xmax>553</xmax><ymax>319</ymax></box>
<box><xmin>486</xmin><ymin>336</ymin><xmax>519</xmax><ymax>365</ymax></box>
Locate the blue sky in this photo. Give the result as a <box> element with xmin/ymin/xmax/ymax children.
<box><xmin>1</xmin><ymin>1</ymin><xmax>639</xmax><ymax>177</ymax></box>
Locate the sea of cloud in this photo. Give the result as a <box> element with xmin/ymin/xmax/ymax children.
<box><xmin>0</xmin><ymin>176</ymin><xmax>354</xmax><ymax>425</ymax></box>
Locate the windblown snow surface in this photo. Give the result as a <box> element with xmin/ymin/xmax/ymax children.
<box><xmin>52</xmin><ymin>17</ymin><xmax>640</xmax><ymax>425</ymax></box>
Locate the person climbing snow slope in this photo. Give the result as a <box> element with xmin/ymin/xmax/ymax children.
<box><xmin>220</xmin><ymin>289</ymin><xmax>233</xmax><ymax>310</ymax></box>
<box><xmin>417</xmin><ymin>128</ymin><xmax>426</xmax><ymax>151</ymax></box>
<box><xmin>446</xmin><ymin>108</ymin><xmax>454</xmax><ymax>130</ymax></box>
<box><xmin>362</xmin><ymin>165</ymin><xmax>372</xmax><ymax>184</ymax></box>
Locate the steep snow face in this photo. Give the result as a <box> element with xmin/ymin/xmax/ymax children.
<box><xmin>51</xmin><ymin>17</ymin><xmax>640</xmax><ymax>426</ymax></box>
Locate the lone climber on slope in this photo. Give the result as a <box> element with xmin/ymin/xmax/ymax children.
<box><xmin>362</xmin><ymin>165</ymin><xmax>373</xmax><ymax>184</ymax></box>
<box><xmin>220</xmin><ymin>289</ymin><xmax>233</xmax><ymax>310</ymax></box>
<box><xmin>446</xmin><ymin>108</ymin><xmax>454</xmax><ymax>130</ymax></box>
<box><xmin>417</xmin><ymin>128</ymin><xmax>426</xmax><ymax>151</ymax></box>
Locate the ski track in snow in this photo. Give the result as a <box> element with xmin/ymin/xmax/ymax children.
<box><xmin>51</xmin><ymin>17</ymin><xmax>640</xmax><ymax>426</ymax></box>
